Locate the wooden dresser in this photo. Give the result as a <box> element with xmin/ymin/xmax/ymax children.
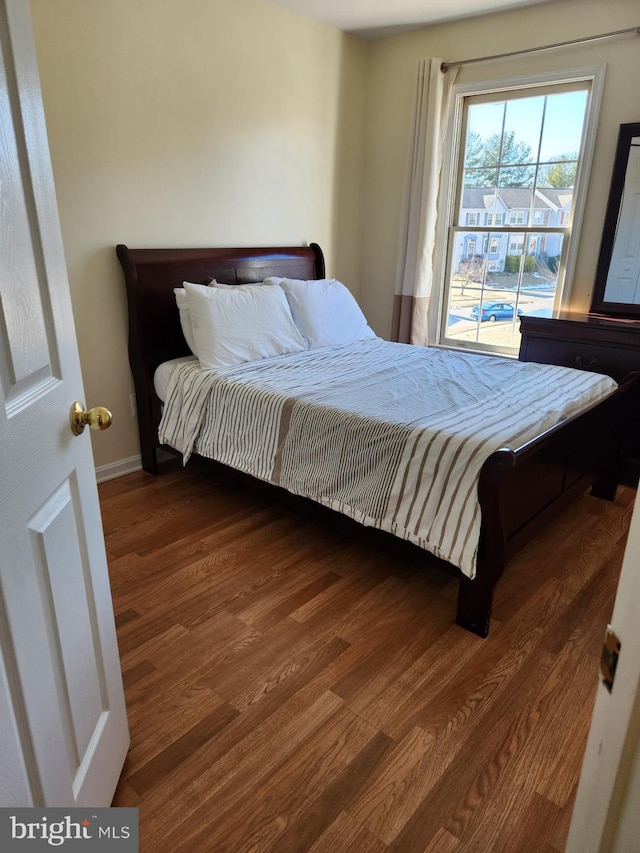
<box><xmin>519</xmin><ymin>312</ymin><xmax>640</xmax><ymax>382</ymax></box>
<box><xmin>519</xmin><ymin>311</ymin><xmax>640</xmax><ymax>479</ymax></box>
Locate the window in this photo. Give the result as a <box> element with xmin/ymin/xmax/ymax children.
<box><xmin>436</xmin><ymin>68</ymin><xmax>602</xmax><ymax>355</ymax></box>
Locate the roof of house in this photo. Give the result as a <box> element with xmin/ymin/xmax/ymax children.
<box><xmin>462</xmin><ymin>186</ymin><xmax>573</xmax><ymax>210</ymax></box>
<box><xmin>536</xmin><ymin>187</ymin><xmax>573</xmax><ymax>209</ymax></box>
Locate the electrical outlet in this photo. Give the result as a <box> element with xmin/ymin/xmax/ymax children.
<box><xmin>130</xmin><ymin>393</ymin><xmax>137</xmax><ymax>417</ymax></box>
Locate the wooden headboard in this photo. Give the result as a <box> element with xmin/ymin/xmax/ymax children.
<box><xmin>116</xmin><ymin>243</ymin><xmax>325</xmax><ymax>473</ymax></box>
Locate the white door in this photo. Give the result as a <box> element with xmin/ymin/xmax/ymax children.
<box><xmin>0</xmin><ymin>0</ymin><xmax>128</xmax><ymax>806</ymax></box>
<box><xmin>604</xmin><ymin>140</ymin><xmax>640</xmax><ymax>304</ymax></box>
<box><xmin>566</xmin><ymin>492</ymin><xmax>640</xmax><ymax>851</ymax></box>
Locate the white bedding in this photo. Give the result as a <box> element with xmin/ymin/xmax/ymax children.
<box><xmin>158</xmin><ymin>338</ymin><xmax>617</xmax><ymax>579</ymax></box>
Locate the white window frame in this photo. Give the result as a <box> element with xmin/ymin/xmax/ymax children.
<box><xmin>467</xmin><ymin>212</ymin><xmax>478</xmax><ymax>225</ymax></box>
<box><xmin>430</xmin><ymin>65</ymin><xmax>605</xmax><ymax>354</ymax></box>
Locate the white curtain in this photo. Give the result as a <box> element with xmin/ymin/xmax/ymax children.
<box><xmin>392</xmin><ymin>58</ymin><xmax>459</xmax><ymax>345</ymax></box>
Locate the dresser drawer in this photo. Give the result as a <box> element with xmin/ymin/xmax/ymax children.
<box><xmin>521</xmin><ymin>336</ymin><xmax>639</xmax><ymax>383</ymax></box>
<box><xmin>518</xmin><ymin>313</ymin><xmax>640</xmax><ymax>482</ymax></box>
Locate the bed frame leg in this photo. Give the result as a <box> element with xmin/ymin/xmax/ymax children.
<box><xmin>591</xmin><ymin>397</ymin><xmax>630</xmax><ymax>500</ymax></box>
<box><xmin>591</xmin><ymin>439</ymin><xmax>623</xmax><ymax>500</ymax></box>
<box><xmin>141</xmin><ymin>443</ymin><xmax>159</xmax><ymax>475</ymax></box>
<box><xmin>591</xmin><ymin>476</ymin><xmax>618</xmax><ymax>502</ymax></box>
<box><xmin>455</xmin><ymin>577</ymin><xmax>494</xmax><ymax>638</ymax></box>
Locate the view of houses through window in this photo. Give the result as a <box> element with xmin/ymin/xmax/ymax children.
<box><xmin>440</xmin><ymin>83</ymin><xmax>591</xmax><ymax>354</ymax></box>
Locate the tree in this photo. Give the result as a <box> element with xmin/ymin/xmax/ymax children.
<box><xmin>538</xmin><ymin>153</ymin><xmax>577</xmax><ymax>188</ymax></box>
<box><xmin>457</xmin><ymin>255</ymin><xmax>486</xmax><ymax>294</ymax></box>
<box><xmin>464</xmin><ymin>130</ymin><xmax>533</xmax><ymax>188</ymax></box>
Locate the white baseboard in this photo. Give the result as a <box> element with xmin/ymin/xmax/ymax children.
<box><xmin>95</xmin><ymin>454</ymin><xmax>143</xmax><ymax>484</ymax></box>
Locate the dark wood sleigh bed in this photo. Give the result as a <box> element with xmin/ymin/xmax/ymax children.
<box><xmin>116</xmin><ymin>242</ymin><xmax>638</xmax><ymax>638</ymax></box>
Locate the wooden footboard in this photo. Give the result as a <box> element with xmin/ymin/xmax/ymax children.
<box><xmin>456</xmin><ymin>371</ymin><xmax>639</xmax><ymax>637</ymax></box>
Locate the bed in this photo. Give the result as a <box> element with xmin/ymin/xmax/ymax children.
<box><xmin>116</xmin><ymin>243</ymin><xmax>638</xmax><ymax>637</ymax></box>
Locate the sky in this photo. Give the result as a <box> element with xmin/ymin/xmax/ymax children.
<box><xmin>466</xmin><ymin>89</ymin><xmax>589</xmax><ymax>164</ymax></box>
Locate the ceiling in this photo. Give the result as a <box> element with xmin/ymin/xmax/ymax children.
<box><xmin>268</xmin><ymin>0</ymin><xmax>557</xmax><ymax>38</ymax></box>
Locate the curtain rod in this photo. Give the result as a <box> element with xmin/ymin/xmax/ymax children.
<box><xmin>440</xmin><ymin>25</ymin><xmax>639</xmax><ymax>73</ymax></box>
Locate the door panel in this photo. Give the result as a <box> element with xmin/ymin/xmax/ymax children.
<box><xmin>29</xmin><ymin>480</ymin><xmax>106</xmax><ymax>768</ymax></box>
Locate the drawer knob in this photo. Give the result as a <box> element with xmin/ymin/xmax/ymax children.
<box><xmin>575</xmin><ymin>355</ymin><xmax>598</xmax><ymax>369</ymax></box>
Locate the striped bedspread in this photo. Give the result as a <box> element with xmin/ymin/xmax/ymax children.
<box><xmin>158</xmin><ymin>338</ymin><xmax>616</xmax><ymax>579</ymax></box>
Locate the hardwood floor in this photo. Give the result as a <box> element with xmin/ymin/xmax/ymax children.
<box><xmin>101</xmin><ymin>458</ymin><xmax>634</xmax><ymax>852</ymax></box>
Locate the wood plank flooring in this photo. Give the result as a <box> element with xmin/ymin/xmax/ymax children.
<box><xmin>101</xmin><ymin>458</ymin><xmax>634</xmax><ymax>852</ymax></box>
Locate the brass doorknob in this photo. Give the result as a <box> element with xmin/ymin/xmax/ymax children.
<box><xmin>70</xmin><ymin>402</ymin><xmax>113</xmax><ymax>435</ymax></box>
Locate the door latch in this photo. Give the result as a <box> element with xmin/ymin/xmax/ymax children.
<box><xmin>600</xmin><ymin>625</ymin><xmax>621</xmax><ymax>693</ymax></box>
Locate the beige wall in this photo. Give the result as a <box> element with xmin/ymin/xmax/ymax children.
<box><xmin>30</xmin><ymin>0</ymin><xmax>640</xmax><ymax>471</ymax></box>
<box><xmin>30</xmin><ymin>0</ymin><xmax>367</xmax><ymax>470</ymax></box>
<box><xmin>359</xmin><ymin>0</ymin><xmax>640</xmax><ymax>336</ymax></box>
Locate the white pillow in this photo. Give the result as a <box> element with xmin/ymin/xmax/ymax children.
<box><xmin>174</xmin><ymin>287</ymin><xmax>197</xmax><ymax>354</ymax></box>
<box><xmin>184</xmin><ymin>281</ymin><xmax>307</xmax><ymax>369</ymax></box>
<box><xmin>174</xmin><ymin>281</ymin><xmax>219</xmax><ymax>355</ymax></box>
<box><xmin>266</xmin><ymin>277</ymin><xmax>376</xmax><ymax>349</ymax></box>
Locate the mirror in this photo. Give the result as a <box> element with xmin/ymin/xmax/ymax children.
<box><xmin>591</xmin><ymin>122</ymin><xmax>640</xmax><ymax>317</ymax></box>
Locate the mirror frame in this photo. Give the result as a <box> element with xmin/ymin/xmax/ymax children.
<box><xmin>590</xmin><ymin>122</ymin><xmax>640</xmax><ymax>317</ymax></box>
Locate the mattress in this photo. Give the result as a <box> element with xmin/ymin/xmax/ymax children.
<box><xmin>153</xmin><ymin>356</ymin><xmax>198</xmax><ymax>401</ymax></box>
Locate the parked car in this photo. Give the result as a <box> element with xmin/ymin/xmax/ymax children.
<box><xmin>471</xmin><ymin>301</ymin><xmax>523</xmax><ymax>322</ymax></box>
